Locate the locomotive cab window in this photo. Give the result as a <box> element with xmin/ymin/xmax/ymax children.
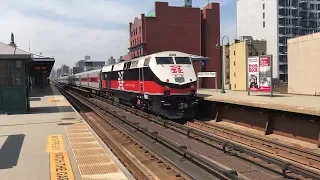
<box><xmin>174</xmin><ymin>57</ymin><xmax>191</xmax><ymax>64</ymax></box>
<box><xmin>155</xmin><ymin>57</ymin><xmax>174</xmax><ymax>64</ymax></box>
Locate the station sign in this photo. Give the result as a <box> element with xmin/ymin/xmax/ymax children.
<box><xmin>197</xmin><ymin>72</ymin><xmax>216</xmax><ymax>78</ymax></box>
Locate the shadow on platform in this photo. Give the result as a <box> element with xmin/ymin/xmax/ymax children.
<box><xmin>0</xmin><ymin>121</ymin><xmax>59</xmax><ymax>127</ymax></box>
<box><xmin>57</xmin><ymin>122</ymin><xmax>75</xmax><ymax>126</ymax></box>
<box><xmin>0</xmin><ymin>134</ymin><xmax>25</xmax><ymax>169</ymax></box>
<box><xmin>30</xmin><ymin>106</ymin><xmax>75</xmax><ymax>114</ymax></box>
<box><xmin>29</xmin><ymin>97</ymin><xmax>41</xmax><ymax>101</ymax></box>
<box><xmin>254</xmin><ymin>94</ymin><xmax>290</xmax><ymax>98</ymax></box>
<box><xmin>196</xmin><ymin>93</ymin><xmax>212</xmax><ymax>98</ymax></box>
<box><xmin>29</xmin><ymin>86</ymin><xmax>54</xmax><ymax>98</ymax></box>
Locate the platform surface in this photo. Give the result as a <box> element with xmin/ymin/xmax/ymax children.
<box><xmin>198</xmin><ymin>89</ymin><xmax>320</xmax><ymax>116</ymax></box>
<box><xmin>0</xmin><ymin>84</ymin><xmax>134</xmax><ymax>180</ymax></box>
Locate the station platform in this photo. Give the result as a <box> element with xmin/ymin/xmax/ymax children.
<box><xmin>198</xmin><ymin>89</ymin><xmax>320</xmax><ymax>116</ymax></box>
<box><xmin>0</xmin><ymin>84</ymin><xmax>134</xmax><ymax>180</ymax></box>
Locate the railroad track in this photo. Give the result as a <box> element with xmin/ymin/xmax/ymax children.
<box><xmin>56</xmin><ymin>84</ymin><xmax>234</xmax><ymax>180</ymax></box>
<box><xmin>187</xmin><ymin>120</ymin><xmax>320</xmax><ymax>172</ymax></box>
<box><xmin>57</xmin><ymin>83</ymin><xmax>320</xmax><ymax>180</ymax></box>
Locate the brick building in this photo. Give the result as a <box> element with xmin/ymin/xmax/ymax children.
<box><xmin>128</xmin><ymin>1</ymin><xmax>220</xmax><ymax>88</ymax></box>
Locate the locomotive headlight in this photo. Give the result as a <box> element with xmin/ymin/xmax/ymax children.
<box><xmin>165</xmin><ymin>85</ymin><xmax>169</xmax><ymax>89</ymax></box>
<box><xmin>191</xmin><ymin>84</ymin><xmax>195</xmax><ymax>88</ymax></box>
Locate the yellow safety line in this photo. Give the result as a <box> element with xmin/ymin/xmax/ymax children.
<box><xmin>48</xmin><ymin>97</ymin><xmax>55</xmax><ymax>102</ymax></box>
<box><xmin>46</xmin><ymin>135</ymin><xmax>65</xmax><ymax>152</ymax></box>
<box><xmin>46</xmin><ymin>135</ymin><xmax>75</xmax><ymax>180</ymax></box>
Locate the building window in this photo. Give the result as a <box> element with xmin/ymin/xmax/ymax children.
<box><xmin>139</xmin><ymin>26</ymin><xmax>141</xmax><ymax>33</ymax></box>
<box><xmin>233</xmin><ymin>61</ymin><xmax>236</xmax><ymax>66</ymax></box>
<box><xmin>263</xmin><ymin>21</ymin><xmax>265</xmax><ymax>28</ymax></box>
<box><xmin>263</xmin><ymin>12</ymin><xmax>265</xmax><ymax>19</ymax></box>
<box><xmin>263</xmin><ymin>3</ymin><xmax>265</xmax><ymax>10</ymax></box>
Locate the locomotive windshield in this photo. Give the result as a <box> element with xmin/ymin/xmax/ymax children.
<box><xmin>155</xmin><ymin>57</ymin><xmax>174</xmax><ymax>64</ymax></box>
<box><xmin>175</xmin><ymin>57</ymin><xmax>192</xmax><ymax>64</ymax></box>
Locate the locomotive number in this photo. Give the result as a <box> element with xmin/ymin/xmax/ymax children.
<box><xmin>118</xmin><ymin>71</ymin><xmax>124</xmax><ymax>90</ymax></box>
<box><xmin>169</xmin><ymin>53</ymin><xmax>176</xmax><ymax>56</ymax></box>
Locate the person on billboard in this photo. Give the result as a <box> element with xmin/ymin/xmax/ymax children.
<box><xmin>249</xmin><ymin>75</ymin><xmax>258</xmax><ymax>88</ymax></box>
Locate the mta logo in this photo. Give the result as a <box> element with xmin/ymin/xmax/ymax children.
<box><xmin>118</xmin><ymin>71</ymin><xmax>124</xmax><ymax>90</ymax></box>
<box><xmin>170</xmin><ymin>65</ymin><xmax>183</xmax><ymax>74</ymax></box>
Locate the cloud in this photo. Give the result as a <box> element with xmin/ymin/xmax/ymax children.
<box><xmin>0</xmin><ymin>0</ymin><xmax>139</xmax><ymax>69</ymax></box>
<box><xmin>0</xmin><ymin>0</ymin><xmax>237</xmax><ymax>70</ymax></box>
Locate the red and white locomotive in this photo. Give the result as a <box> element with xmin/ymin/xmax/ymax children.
<box><xmin>58</xmin><ymin>51</ymin><xmax>201</xmax><ymax>119</ymax></box>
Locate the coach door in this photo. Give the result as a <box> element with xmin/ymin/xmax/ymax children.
<box><xmin>138</xmin><ymin>67</ymin><xmax>144</xmax><ymax>93</ymax></box>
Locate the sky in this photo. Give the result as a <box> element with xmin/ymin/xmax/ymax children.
<box><xmin>0</xmin><ymin>0</ymin><xmax>236</xmax><ymax>69</ymax></box>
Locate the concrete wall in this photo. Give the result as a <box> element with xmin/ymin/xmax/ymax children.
<box><xmin>230</xmin><ymin>41</ymin><xmax>247</xmax><ymax>91</ymax></box>
<box><xmin>144</xmin><ymin>2</ymin><xmax>201</xmax><ymax>56</ymax></box>
<box><xmin>229</xmin><ymin>40</ymin><xmax>267</xmax><ymax>91</ymax></box>
<box><xmin>222</xmin><ymin>45</ymin><xmax>230</xmax><ymax>89</ymax></box>
<box><xmin>129</xmin><ymin>2</ymin><xmax>220</xmax><ymax>89</ymax></box>
<box><xmin>237</xmin><ymin>0</ymin><xmax>278</xmax><ymax>79</ymax></box>
<box><xmin>288</xmin><ymin>32</ymin><xmax>320</xmax><ymax>95</ymax></box>
<box><xmin>201</xmin><ymin>3</ymin><xmax>221</xmax><ymax>89</ymax></box>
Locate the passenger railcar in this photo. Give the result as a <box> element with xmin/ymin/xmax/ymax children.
<box><xmin>58</xmin><ymin>51</ymin><xmax>200</xmax><ymax>119</ymax></box>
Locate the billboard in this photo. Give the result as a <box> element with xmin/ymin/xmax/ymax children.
<box><xmin>248</xmin><ymin>55</ymin><xmax>272</xmax><ymax>92</ymax></box>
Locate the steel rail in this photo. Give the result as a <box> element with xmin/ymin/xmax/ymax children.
<box><xmin>56</xmin><ymin>84</ymin><xmax>237</xmax><ymax>180</ymax></box>
<box><xmin>57</xmin><ymin>83</ymin><xmax>320</xmax><ymax>179</ymax></box>
<box><xmin>189</xmin><ymin>120</ymin><xmax>320</xmax><ymax>170</ymax></box>
<box><xmin>90</xmin><ymin>94</ymin><xmax>320</xmax><ymax>180</ymax></box>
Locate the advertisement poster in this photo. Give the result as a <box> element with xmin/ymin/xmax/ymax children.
<box><xmin>248</xmin><ymin>55</ymin><xmax>272</xmax><ymax>92</ymax></box>
<box><xmin>258</xmin><ymin>56</ymin><xmax>272</xmax><ymax>91</ymax></box>
<box><xmin>248</xmin><ymin>57</ymin><xmax>260</xmax><ymax>91</ymax></box>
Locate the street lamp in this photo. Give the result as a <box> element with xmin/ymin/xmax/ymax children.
<box><xmin>216</xmin><ymin>35</ymin><xmax>230</xmax><ymax>93</ymax></box>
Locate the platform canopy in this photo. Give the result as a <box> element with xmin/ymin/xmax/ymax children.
<box><xmin>29</xmin><ymin>56</ymin><xmax>55</xmax><ymax>75</ymax></box>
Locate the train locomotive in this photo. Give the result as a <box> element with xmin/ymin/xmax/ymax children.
<box><xmin>58</xmin><ymin>51</ymin><xmax>200</xmax><ymax>119</ymax></box>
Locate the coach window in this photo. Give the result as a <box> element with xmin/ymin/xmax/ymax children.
<box><xmin>174</xmin><ymin>57</ymin><xmax>191</xmax><ymax>64</ymax></box>
<box><xmin>155</xmin><ymin>57</ymin><xmax>174</xmax><ymax>64</ymax></box>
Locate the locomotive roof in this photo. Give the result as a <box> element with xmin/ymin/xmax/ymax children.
<box><xmin>102</xmin><ymin>51</ymin><xmax>207</xmax><ymax>68</ymax></box>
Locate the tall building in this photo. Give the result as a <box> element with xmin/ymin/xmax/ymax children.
<box><xmin>237</xmin><ymin>0</ymin><xmax>320</xmax><ymax>82</ymax></box>
<box><xmin>223</xmin><ymin>37</ymin><xmax>267</xmax><ymax>91</ymax></box>
<box><xmin>56</xmin><ymin>68</ymin><xmax>62</xmax><ymax>78</ymax></box>
<box><xmin>84</xmin><ymin>61</ymin><xmax>105</xmax><ymax>71</ymax></box>
<box><xmin>61</xmin><ymin>65</ymin><xmax>70</xmax><ymax>75</ymax></box>
<box><xmin>128</xmin><ymin>1</ymin><xmax>221</xmax><ymax>88</ymax></box>
<box><xmin>106</xmin><ymin>56</ymin><xmax>116</xmax><ymax>65</ymax></box>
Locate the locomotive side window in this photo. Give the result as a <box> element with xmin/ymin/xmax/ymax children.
<box><xmin>175</xmin><ymin>57</ymin><xmax>192</xmax><ymax>64</ymax></box>
<box><xmin>124</xmin><ymin>62</ymin><xmax>131</xmax><ymax>70</ymax></box>
<box><xmin>144</xmin><ymin>58</ymin><xmax>150</xmax><ymax>66</ymax></box>
<box><xmin>130</xmin><ymin>61</ymin><xmax>139</xmax><ymax>68</ymax></box>
<box><xmin>155</xmin><ymin>57</ymin><xmax>174</xmax><ymax>64</ymax></box>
